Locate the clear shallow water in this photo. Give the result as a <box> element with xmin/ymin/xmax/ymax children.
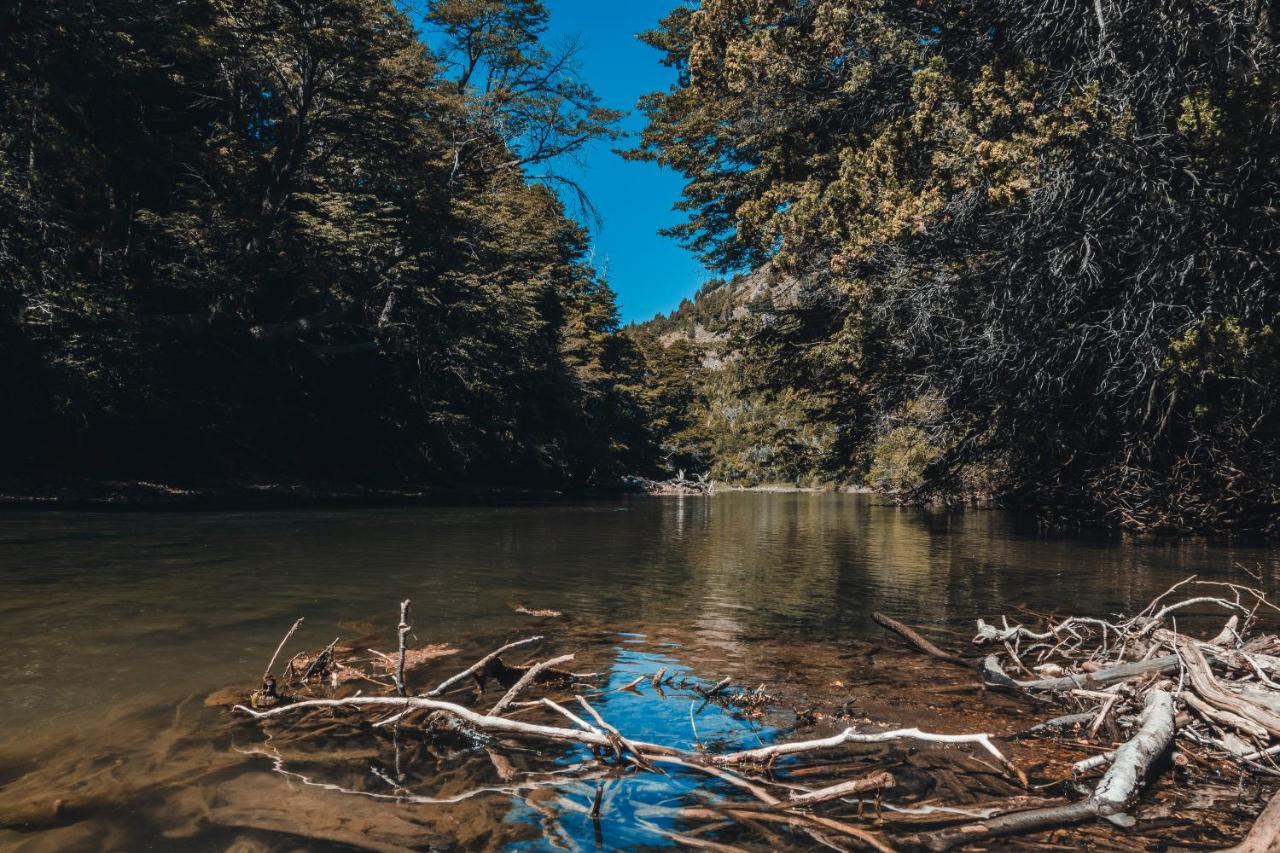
<box><xmin>1</xmin><ymin>493</ymin><xmax>1277</xmax><ymax>850</ymax></box>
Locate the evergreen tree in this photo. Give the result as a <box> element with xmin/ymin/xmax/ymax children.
<box><xmin>0</xmin><ymin>0</ymin><xmax>637</xmax><ymax>489</ymax></box>
<box><xmin>635</xmin><ymin>0</ymin><xmax>1280</xmax><ymax>533</ymax></box>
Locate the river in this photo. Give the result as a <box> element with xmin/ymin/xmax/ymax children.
<box><xmin>1</xmin><ymin>493</ymin><xmax>1276</xmax><ymax>850</ymax></box>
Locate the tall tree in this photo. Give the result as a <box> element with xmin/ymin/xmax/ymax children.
<box><xmin>635</xmin><ymin>0</ymin><xmax>1280</xmax><ymax>533</ymax></box>
<box><xmin>0</xmin><ymin>0</ymin><xmax>635</xmax><ymax>489</ymax></box>
<box><xmin>427</xmin><ymin>0</ymin><xmax>622</xmax><ymax>209</ymax></box>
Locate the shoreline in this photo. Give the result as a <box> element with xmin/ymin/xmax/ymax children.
<box><xmin>0</xmin><ymin>477</ymin><xmax>875</xmax><ymax>512</ymax></box>
<box><xmin>713</xmin><ymin>481</ymin><xmax>873</xmax><ymax>494</ymax></box>
<box><xmin>0</xmin><ymin>478</ymin><xmax>587</xmax><ymax>512</ymax></box>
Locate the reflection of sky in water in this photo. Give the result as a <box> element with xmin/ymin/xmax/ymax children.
<box><xmin>505</xmin><ymin>635</ymin><xmax>785</xmax><ymax>850</ymax></box>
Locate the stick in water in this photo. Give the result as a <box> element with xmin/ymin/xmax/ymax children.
<box><xmin>263</xmin><ymin>617</ymin><xmax>304</xmax><ymax>685</ymax></box>
<box><xmin>426</xmin><ymin>636</ymin><xmax>544</xmax><ymax>697</ymax></box>
<box><xmin>394</xmin><ymin>599</ymin><xmax>411</xmax><ymax>697</ymax></box>
<box><xmin>488</xmin><ymin>654</ymin><xmax>575</xmax><ymax>716</ymax></box>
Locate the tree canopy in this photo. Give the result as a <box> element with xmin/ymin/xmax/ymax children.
<box><xmin>1</xmin><ymin>0</ymin><xmax>647</xmax><ymax>488</ymax></box>
<box><xmin>5</xmin><ymin>0</ymin><xmax>1278</xmax><ymax>531</ymax></box>
<box><xmin>634</xmin><ymin>0</ymin><xmax>1280</xmax><ymax>534</ymax></box>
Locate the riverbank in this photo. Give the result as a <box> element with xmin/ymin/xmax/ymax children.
<box><xmin>0</xmin><ymin>476</ymin><xmax>874</xmax><ymax>510</ymax></box>
<box><xmin>717</xmin><ymin>481</ymin><xmax>874</xmax><ymax>494</ymax></box>
<box><xmin>628</xmin><ymin>473</ymin><xmax>873</xmax><ymax>497</ymax></box>
<box><xmin>0</xmin><ymin>477</ymin><xmax>575</xmax><ymax>511</ymax></box>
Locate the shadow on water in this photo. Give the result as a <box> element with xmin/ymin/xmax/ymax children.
<box><xmin>1</xmin><ymin>493</ymin><xmax>1278</xmax><ymax>850</ymax></box>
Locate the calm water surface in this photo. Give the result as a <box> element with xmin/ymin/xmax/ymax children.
<box><xmin>1</xmin><ymin>493</ymin><xmax>1277</xmax><ymax>850</ymax></box>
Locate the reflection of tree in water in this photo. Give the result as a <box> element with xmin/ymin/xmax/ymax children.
<box><xmin>659</xmin><ymin>494</ymin><xmax>1280</xmax><ymax>645</ymax></box>
<box><xmin>671</xmin><ymin>495</ymin><xmax>841</xmax><ymax>640</ymax></box>
<box><xmin>4</xmin><ymin>496</ymin><xmax>1278</xmax><ymax>753</ymax></box>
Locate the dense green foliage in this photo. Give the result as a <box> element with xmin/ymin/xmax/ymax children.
<box><xmin>629</xmin><ymin>268</ymin><xmax>859</xmax><ymax>486</ymax></box>
<box><xmin>634</xmin><ymin>0</ymin><xmax>1280</xmax><ymax>533</ymax></box>
<box><xmin>1</xmin><ymin>0</ymin><xmax>648</xmax><ymax>487</ymax></box>
<box><xmin>6</xmin><ymin>0</ymin><xmax>1279</xmax><ymax>531</ymax></box>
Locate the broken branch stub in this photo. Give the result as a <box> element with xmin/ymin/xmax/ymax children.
<box><xmin>425</xmin><ymin>636</ymin><xmax>543</xmax><ymax>697</ymax></box>
<box><xmin>393</xmin><ymin>599</ymin><xmax>411</xmax><ymax>697</ymax></box>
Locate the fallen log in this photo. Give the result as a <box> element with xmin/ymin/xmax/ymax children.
<box><xmin>1161</xmin><ymin>631</ymin><xmax>1280</xmax><ymax>737</ymax></box>
<box><xmin>915</xmin><ymin>689</ymin><xmax>1176</xmax><ymax>851</ymax></box>
<box><xmin>982</xmin><ymin>653</ymin><xmax>1180</xmax><ymax>691</ymax></box>
<box><xmin>1183</xmin><ymin>690</ymin><xmax>1269</xmax><ymax>741</ymax></box>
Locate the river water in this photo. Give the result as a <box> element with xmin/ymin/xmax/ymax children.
<box><xmin>1</xmin><ymin>493</ymin><xmax>1277</xmax><ymax>851</ymax></box>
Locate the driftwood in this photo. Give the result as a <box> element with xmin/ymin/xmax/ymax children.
<box><xmin>228</xmin><ymin>604</ymin><xmax>1059</xmax><ymax>853</ymax></box>
<box><xmin>29</xmin><ymin>580</ymin><xmax>1280</xmax><ymax>853</ymax></box>
<box><xmin>1016</xmin><ymin>711</ymin><xmax>1096</xmax><ymax>737</ymax></box>
<box><xmin>232</xmin><ymin>669</ymin><xmax>972</xmax><ymax>851</ymax></box>
<box><xmin>915</xmin><ymin>690</ymin><xmax>1176</xmax><ymax>850</ymax></box>
<box><xmin>263</xmin><ymin>617</ymin><xmax>305</xmax><ymax>684</ymax></box>
<box><xmin>627</xmin><ymin>470</ymin><xmax>714</xmax><ymax>496</ymax></box>
<box><xmin>425</xmin><ymin>635</ymin><xmax>543</xmax><ymax>696</ymax></box>
<box><xmin>871</xmin><ymin>577</ymin><xmax>1280</xmax><ymax>850</ymax></box>
<box><xmin>487</xmin><ymin>654</ymin><xmax>575</xmax><ymax>716</ymax></box>
<box><xmin>223</xmin><ymin>578</ymin><xmax>1280</xmax><ymax>852</ymax></box>
<box><xmin>237</xmin><ymin>694</ymin><xmax>1012</xmax><ymax>774</ymax></box>
<box><xmin>719</xmin><ymin>725</ymin><xmax>1018</xmax><ymax>777</ymax></box>
<box><xmin>392</xmin><ymin>599</ymin><xmax>411</xmax><ymax>697</ymax></box>
<box><xmin>781</xmin><ymin>771</ymin><xmax>896</xmax><ymax>808</ymax></box>
<box><xmin>982</xmin><ymin>652</ymin><xmax>1181</xmax><ymax>691</ymax></box>
<box><xmin>1162</xmin><ymin>629</ymin><xmax>1280</xmax><ymax>737</ymax></box>
<box><xmin>873</xmin><ymin>612</ymin><xmax>974</xmax><ymax>668</ymax></box>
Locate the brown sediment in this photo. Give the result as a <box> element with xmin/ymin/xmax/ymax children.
<box><xmin>3</xmin><ymin>580</ymin><xmax>1280</xmax><ymax>851</ymax></box>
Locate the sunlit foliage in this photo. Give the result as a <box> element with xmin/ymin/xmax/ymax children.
<box><xmin>635</xmin><ymin>0</ymin><xmax>1280</xmax><ymax>533</ymax></box>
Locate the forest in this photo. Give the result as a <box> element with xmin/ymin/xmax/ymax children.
<box><xmin>3</xmin><ymin>0</ymin><xmax>1279</xmax><ymax>534</ymax></box>
<box><xmin>1</xmin><ymin>0</ymin><xmax>649</xmax><ymax>489</ymax></box>
<box><xmin>630</xmin><ymin>0</ymin><xmax>1280</xmax><ymax>536</ymax></box>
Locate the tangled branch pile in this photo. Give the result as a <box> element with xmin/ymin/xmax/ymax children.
<box><xmin>235</xmin><ymin>606</ymin><xmax>982</xmax><ymax>851</ymax></box>
<box><xmin>876</xmin><ymin>576</ymin><xmax>1280</xmax><ymax>849</ymax></box>
<box><xmin>227</xmin><ymin>582</ymin><xmax>1280</xmax><ymax>850</ymax></box>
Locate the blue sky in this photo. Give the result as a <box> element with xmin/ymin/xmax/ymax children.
<box><xmin>537</xmin><ymin>1</ymin><xmax>714</xmax><ymax>323</ymax></box>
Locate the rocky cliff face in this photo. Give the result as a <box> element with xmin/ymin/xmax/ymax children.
<box><xmin>635</xmin><ymin>264</ymin><xmax>802</xmax><ymax>364</ymax></box>
<box><xmin>630</xmin><ymin>264</ymin><xmax>849</xmax><ymax>488</ymax></box>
